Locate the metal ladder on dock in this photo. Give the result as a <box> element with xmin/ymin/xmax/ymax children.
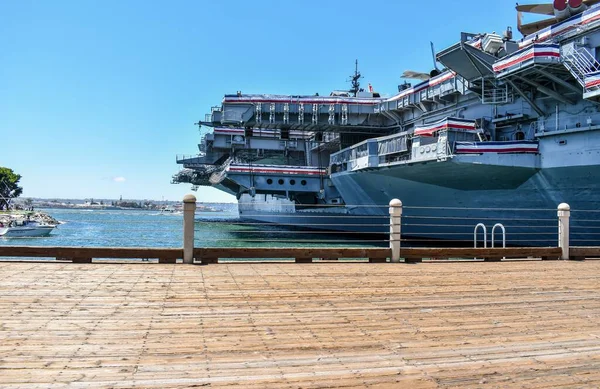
<box><xmin>474</xmin><ymin>223</ymin><xmax>506</xmax><ymax>260</ymax></box>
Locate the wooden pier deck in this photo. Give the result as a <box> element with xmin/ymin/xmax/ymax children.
<box><xmin>2</xmin><ymin>261</ymin><xmax>600</xmax><ymax>388</ymax></box>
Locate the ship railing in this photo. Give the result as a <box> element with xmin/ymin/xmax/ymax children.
<box><xmin>329</xmin><ymin>139</ymin><xmax>373</xmax><ymax>165</ymax></box>
<box><xmin>382</xmin><ymin>75</ymin><xmax>468</xmax><ymax>113</ymax></box>
<box><xmin>309</xmin><ymin>132</ymin><xmax>340</xmax><ymax>150</ymax></box>
<box><xmin>176</xmin><ymin>154</ymin><xmax>206</xmax><ymax>163</ymax></box>
<box><xmin>202</xmin><ymin>106</ymin><xmax>222</xmax><ymax>122</ymax></box>
<box><xmin>481</xmin><ymin>82</ymin><xmax>512</xmax><ymax>105</ymax></box>
<box><xmin>551</xmin><ymin>15</ymin><xmax>600</xmax><ymax>48</ymax></box>
<box><xmin>330</xmin><ymin>132</ymin><xmax>413</xmax><ymax>172</ymax></box>
<box><xmin>533</xmin><ymin>113</ymin><xmax>600</xmax><ymax>134</ymax></box>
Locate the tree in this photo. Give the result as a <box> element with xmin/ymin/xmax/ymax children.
<box><xmin>0</xmin><ymin>167</ymin><xmax>23</xmax><ymax>210</ymax></box>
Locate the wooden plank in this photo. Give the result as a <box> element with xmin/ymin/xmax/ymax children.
<box><xmin>71</xmin><ymin>257</ymin><xmax>92</xmax><ymax>263</ymax></box>
<box><xmin>570</xmin><ymin>247</ymin><xmax>600</xmax><ymax>259</ymax></box>
<box><xmin>0</xmin><ymin>246</ymin><xmax>183</xmax><ymax>259</ymax></box>
<box><xmin>195</xmin><ymin>247</ymin><xmax>391</xmax><ymax>259</ymax></box>
<box><xmin>400</xmin><ymin>247</ymin><xmax>562</xmax><ymax>260</ymax></box>
<box><xmin>193</xmin><ymin>247</ymin><xmax>561</xmax><ymax>261</ymax></box>
<box><xmin>484</xmin><ymin>257</ymin><xmax>503</xmax><ymax>262</ymax></box>
<box><xmin>196</xmin><ymin>256</ymin><xmax>218</xmax><ymax>265</ymax></box>
<box><xmin>0</xmin><ymin>246</ymin><xmax>563</xmax><ymax>263</ymax></box>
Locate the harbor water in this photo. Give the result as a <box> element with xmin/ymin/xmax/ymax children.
<box><xmin>0</xmin><ymin>208</ymin><xmax>386</xmax><ymax>249</ymax></box>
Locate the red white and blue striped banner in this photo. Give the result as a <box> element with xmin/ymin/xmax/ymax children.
<box><xmin>386</xmin><ymin>71</ymin><xmax>456</xmax><ymax>103</ymax></box>
<box><xmin>493</xmin><ymin>44</ymin><xmax>561</xmax><ymax>73</ymax></box>
<box><xmin>455</xmin><ymin>141</ymin><xmax>539</xmax><ymax>154</ymax></box>
<box><xmin>228</xmin><ymin>164</ymin><xmax>327</xmax><ymax>176</ymax></box>
<box><xmin>223</xmin><ymin>94</ymin><xmax>381</xmax><ymax>106</ymax></box>
<box><xmin>414</xmin><ymin>118</ymin><xmax>477</xmax><ymax>137</ymax></box>
<box><xmin>585</xmin><ymin>71</ymin><xmax>600</xmax><ymax>89</ymax></box>
<box><xmin>468</xmin><ymin>37</ymin><xmax>482</xmax><ymax>49</ymax></box>
<box><xmin>520</xmin><ymin>4</ymin><xmax>600</xmax><ymax>48</ymax></box>
<box><xmin>214</xmin><ymin>128</ymin><xmax>245</xmax><ymax>135</ymax></box>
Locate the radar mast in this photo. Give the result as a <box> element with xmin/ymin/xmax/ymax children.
<box><xmin>348</xmin><ymin>60</ymin><xmax>362</xmax><ymax>97</ymax></box>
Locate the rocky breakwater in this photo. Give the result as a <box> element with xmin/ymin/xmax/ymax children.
<box><xmin>0</xmin><ymin>211</ymin><xmax>60</xmax><ymax>226</ymax></box>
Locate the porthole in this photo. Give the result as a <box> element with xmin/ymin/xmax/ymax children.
<box><xmin>290</xmin><ymin>179</ymin><xmax>296</xmax><ymax>185</ymax></box>
<box><xmin>301</xmin><ymin>180</ymin><xmax>307</xmax><ymax>186</ymax></box>
<box><xmin>266</xmin><ymin>178</ymin><xmax>273</xmax><ymax>185</ymax></box>
<box><xmin>278</xmin><ymin>179</ymin><xmax>284</xmax><ymax>185</ymax></box>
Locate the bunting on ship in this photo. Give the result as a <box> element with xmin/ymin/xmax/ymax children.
<box><xmin>493</xmin><ymin>44</ymin><xmax>560</xmax><ymax>74</ymax></box>
<box><xmin>455</xmin><ymin>141</ymin><xmax>539</xmax><ymax>154</ymax></box>
<box><xmin>385</xmin><ymin>71</ymin><xmax>456</xmax><ymax>103</ymax></box>
<box><xmin>414</xmin><ymin>117</ymin><xmax>478</xmax><ymax>137</ymax></box>
<box><xmin>222</xmin><ymin>94</ymin><xmax>381</xmax><ymax>106</ymax></box>
<box><xmin>520</xmin><ymin>4</ymin><xmax>600</xmax><ymax>48</ymax></box>
<box><xmin>585</xmin><ymin>71</ymin><xmax>600</xmax><ymax>89</ymax></box>
<box><xmin>228</xmin><ymin>164</ymin><xmax>327</xmax><ymax>176</ymax></box>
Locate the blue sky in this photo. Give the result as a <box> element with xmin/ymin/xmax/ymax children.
<box><xmin>1</xmin><ymin>0</ymin><xmax>525</xmax><ymax>202</ymax></box>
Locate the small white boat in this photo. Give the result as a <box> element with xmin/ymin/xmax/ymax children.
<box><xmin>0</xmin><ymin>221</ymin><xmax>55</xmax><ymax>237</ymax></box>
<box><xmin>159</xmin><ymin>206</ymin><xmax>183</xmax><ymax>216</ymax></box>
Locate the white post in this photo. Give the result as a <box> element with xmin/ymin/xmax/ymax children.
<box><xmin>558</xmin><ymin>203</ymin><xmax>570</xmax><ymax>260</ymax></box>
<box><xmin>389</xmin><ymin>199</ymin><xmax>402</xmax><ymax>263</ymax></box>
<box><xmin>183</xmin><ymin>194</ymin><xmax>197</xmax><ymax>264</ymax></box>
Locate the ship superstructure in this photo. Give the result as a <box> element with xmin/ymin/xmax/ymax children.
<box><xmin>174</xmin><ymin>1</ymin><xmax>600</xmax><ymax>245</ymax></box>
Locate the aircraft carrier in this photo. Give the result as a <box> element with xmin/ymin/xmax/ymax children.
<box><xmin>174</xmin><ymin>0</ymin><xmax>600</xmax><ymax>245</ymax></box>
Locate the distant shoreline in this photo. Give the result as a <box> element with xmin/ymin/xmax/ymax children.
<box><xmin>36</xmin><ymin>204</ymin><xmax>226</xmax><ymax>212</ymax></box>
<box><xmin>11</xmin><ymin>199</ymin><xmax>237</xmax><ymax>213</ymax></box>
<box><xmin>38</xmin><ymin>205</ymin><xmax>153</xmax><ymax>211</ymax></box>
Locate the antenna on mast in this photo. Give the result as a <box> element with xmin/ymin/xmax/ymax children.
<box><xmin>348</xmin><ymin>59</ymin><xmax>362</xmax><ymax>97</ymax></box>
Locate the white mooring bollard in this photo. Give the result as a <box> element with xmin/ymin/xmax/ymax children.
<box><xmin>558</xmin><ymin>203</ymin><xmax>570</xmax><ymax>260</ymax></box>
<box><xmin>389</xmin><ymin>199</ymin><xmax>402</xmax><ymax>263</ymax></box>
<box><xmin>183</xmin><ymin>194</ymin><xmax>197</xmax><ymax>264</ymax></box>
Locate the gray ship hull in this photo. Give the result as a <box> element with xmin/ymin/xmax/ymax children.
<box><xmin>239</xmin><ymin>159</ymin><xmax>600</xmax><ymax>246</ymax></box>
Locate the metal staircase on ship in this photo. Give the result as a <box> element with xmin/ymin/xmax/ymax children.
<box><xmin>561</xmin><ymin>43</ymin><xmax>600</xmax><ymax>100</ymax></box>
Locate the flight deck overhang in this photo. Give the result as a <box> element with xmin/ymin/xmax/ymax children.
<box><xmin>437</xmin><ymin>34</ymin><xmax>497</xmax><ymax>82</ymax></box>
<box><xmin>224</xmin><ymin>164</ymin><xmax>327</xmax><ymax>196</ymax></box>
